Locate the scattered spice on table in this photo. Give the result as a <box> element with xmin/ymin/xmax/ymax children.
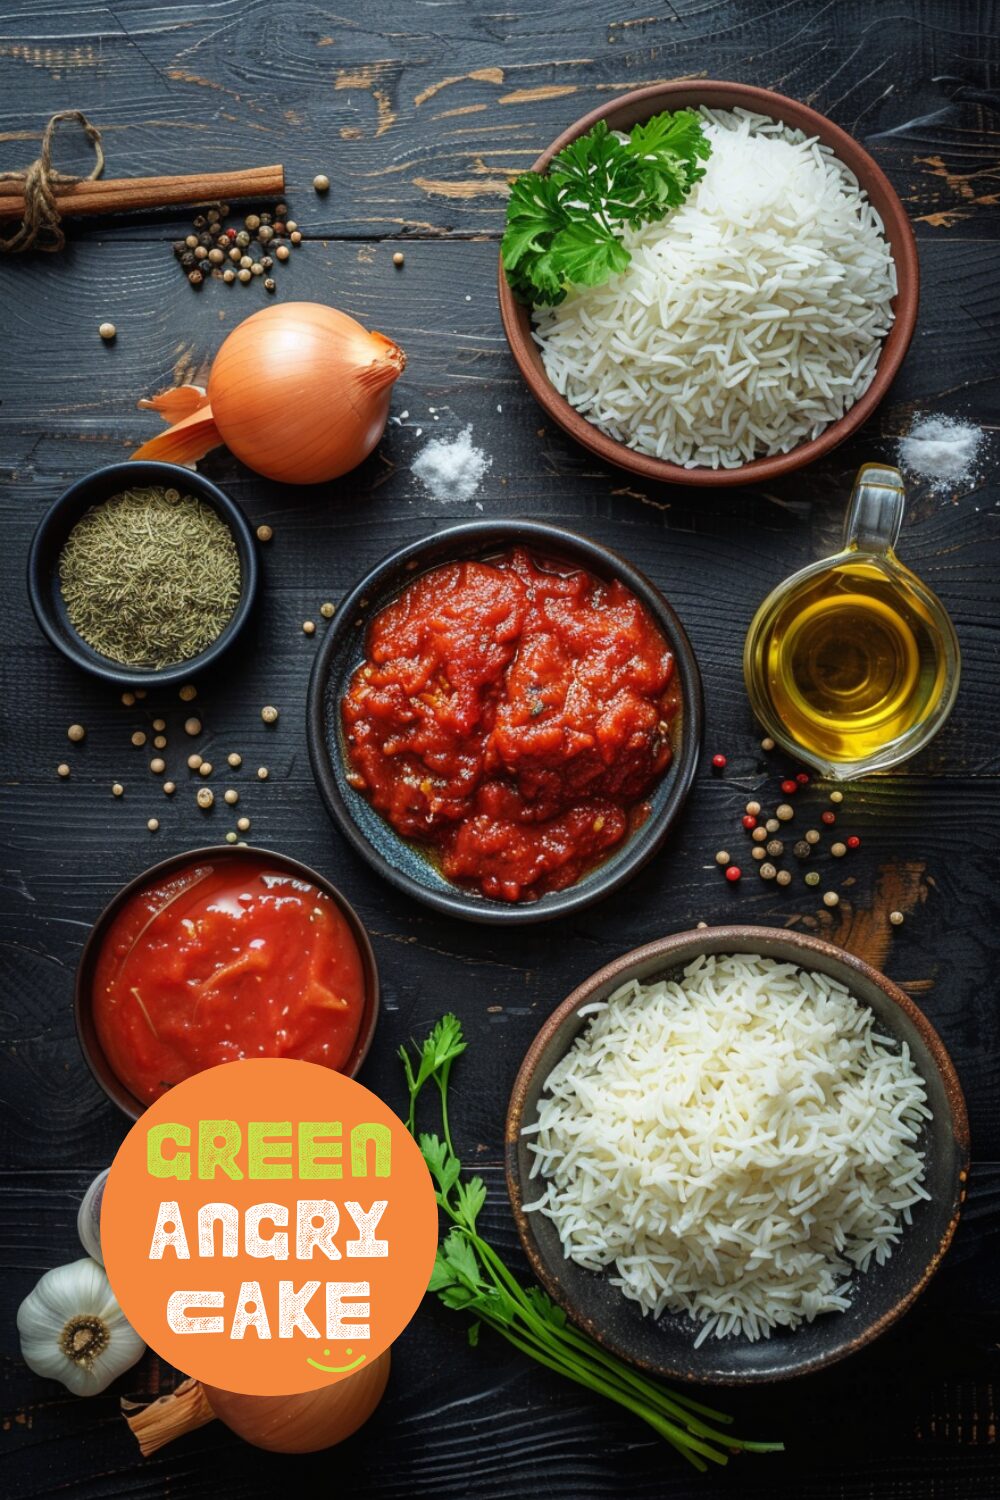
<box><xmin>261</xmin><ymin>705</ymin><xmax>279</xmax><ymax>724</ymax></box>
<box><xmin>320</xmin><ymin>601</ymin><xmax>335</xmax><ymax>618</ymax></box>
<box><xmin>227</xmin><ymin>752</ymin><xmax>242</xmax><ymax>768</ymax></box>
<box><xmin>67</xmin><ymin>724</ymin><xmax>85</xmax><ymax>742</ymax></box>
<box><xmin>112</xmin><ymin>783</ymin><xmax>123</xmax><ymax>798</ymax></box>
<box><xmin>98</xmin><ymin>322</ymin><xmax>116</xmax><ymax>342</ymax></box>
<box><xmin>890</xmin><ymin>909</ymin><xmax>905</xmax><ymax>926</ymax></box>
<box><xmin>197</xmin><ymin>788</ymin><xmax>214</xmax><ymax>809</ymax></box>
<box><xmin>313</xmin><ymin>174</ymin><xmax>329</xmax><ymax>192</ymax></box>
<box><xmin>58</xmin><ymin>487</ymin><xmax>241</xmax><ymax>669</ymax></box>
<box><xmin>412</xmin><ymin>426</ymin><xmax>491</xmax><ymax>502</ymax></box>
<box><xmin>57</xmin><ymin>763</ymin><xmax>70</xmax><ymax>778</ymax></box>
<box><xmin>179</xmin><ymin>683</ymin><xmax>197</xmax><ymax>702</ymax></box>
<box><xmin>392</xmin><ymin>250</ymin><xmax>404</xmax><ymax>266</ymax></box>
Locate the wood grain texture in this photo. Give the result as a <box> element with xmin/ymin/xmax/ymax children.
<box><xmin>1</xmin><ymin>1</ymin><xmax>999</xmax><ymax>1497</ymax></box>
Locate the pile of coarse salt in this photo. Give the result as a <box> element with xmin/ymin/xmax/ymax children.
<box><xmin>412</xmin><ymin>426</ymin><xmax>491</xmax><ymax>503</ymax></box>
<box><xmin>898</xmin><ymin>414</ymin><xmax>985</xmax><ymax>494</ymax></box>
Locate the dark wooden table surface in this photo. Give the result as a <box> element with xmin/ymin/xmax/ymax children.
<box><xmin>2</xmin><ymin>2</ymin><xmax>999</xmax><ymax>1496</ymax></box>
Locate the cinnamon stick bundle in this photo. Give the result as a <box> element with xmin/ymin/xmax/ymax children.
<box><xmin>0</xmin><ymin>164</ymin><xmax>285</xmax><ymax>221</ymax></box>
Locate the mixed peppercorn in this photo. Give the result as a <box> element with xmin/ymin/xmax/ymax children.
<box><xmin>172</xmin><ymin>203</ymin><xmax>302</xmax><ymax>293</ymax></box>
<box><xmin>710</xmin><ymin>740</ymin><xmax>889</xmax><ymax>915</ymax></box>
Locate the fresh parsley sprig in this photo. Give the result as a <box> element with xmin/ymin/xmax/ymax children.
<box><xmin>400</xmin><ymin>1014</ymin><xmax>782</xmax><ymax>1473</ymax></box>
<box><xmin>501</xmin><ymin>109</ymin><xmax>711</xmax><ymax>305</ymax></box>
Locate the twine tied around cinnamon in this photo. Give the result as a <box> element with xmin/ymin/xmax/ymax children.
<box><xmin>0</xmin><ymin>109</ymin><xmax>105</xmax><ymax>253</ymax></box>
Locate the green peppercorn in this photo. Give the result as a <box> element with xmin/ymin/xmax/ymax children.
<box><xmin>236</xmin><ymin>230</ymin><xmax>251</xmax><ymax>248</ymax></box>
<box><xmin>244</xmin><ymin>214</ymin><xmax>261</xmax><ymax>232</ymax></box>
<box><xmin>258</xmin><ymin>225</ymin><xmax>274</xmax><ymax>244</ymax></box>
<box><xmin>804</xmin><ymin>871</ymin><xmax>820</xmax><ymax>886</ymax></box>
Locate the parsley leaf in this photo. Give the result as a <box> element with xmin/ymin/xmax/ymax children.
<box><xmin>400</xmin><ymin>1014</ymin><xmax>783</xmax><ymax>1472</ymax></box>
<box><xmin>501</xmin><ymin>107</ymin><xmax>710</xmax><ymax>305</ymax></box>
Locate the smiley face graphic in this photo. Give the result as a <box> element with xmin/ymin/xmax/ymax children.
<box><xmin>305</xmin><ymin>1346</ymin><xmax>368</xmax><ymax>1374</ymax></box>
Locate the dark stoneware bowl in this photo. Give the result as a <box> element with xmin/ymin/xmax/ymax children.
<box><xmin>498</xmin><ymin>80</ymin><xmax>919</xmax><ymax>488</ymax></box>
<box><xmin>75</xmin><ymin>844</ymin><xmax>380</xmax><ymax>1120</ymax></box>
<box><xmin>506</xmin><ymin>926</ymin><xmax>968</xmax><ymax>1382</ymax></box>
<box><xmin>28</xmin><ymin>459</ymin><xmax>258</xmax><ymax>688</ymax></box>
<box><xmin>307</xmin><ymin>521</ymin><xmax>703</xmax><ymax>925</ymax></box>
<box><xmin>306</xmin><ymin>520</ymin><xmax>703</xmax><ymax>925</ymax></box>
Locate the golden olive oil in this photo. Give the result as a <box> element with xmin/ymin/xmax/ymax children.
<box><xmin>757</xmin><ymin>556</ymin><xmax>949</xmax><ymax>765</ymax></box>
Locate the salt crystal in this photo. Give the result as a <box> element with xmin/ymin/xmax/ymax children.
<box><xmin>412</xmin><ymin>426</ymin><xmax>492</xmax><ymax>503</ymax></box>
<box><xmin>898</xmin><ymin>414</ymin><xmax>985</xmax><ymax>494</ymax></box>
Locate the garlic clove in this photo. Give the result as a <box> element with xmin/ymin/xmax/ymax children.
<box><xmin>18</xmin><ymin>1258</ymin><xmax>145</xmax><ymax>1397</ymax></box>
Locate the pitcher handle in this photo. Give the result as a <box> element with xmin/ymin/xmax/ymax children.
<box><xmin>843</xmin><ymin>463</ymin><xmax>905</xmax><ymax>555</ymax></box>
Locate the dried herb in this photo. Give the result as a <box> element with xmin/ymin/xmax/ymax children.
<box><xmin>58</xmin><ymin>486</ymin><xmax>240</xmax><ymax>669</ymax></box>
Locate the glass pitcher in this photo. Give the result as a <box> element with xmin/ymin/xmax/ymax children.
<box><xmin>743</xmin><ymin>464</ymin><xmax>960</xmax><ymax>780</ymax></box>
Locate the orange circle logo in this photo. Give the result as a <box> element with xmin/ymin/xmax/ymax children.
<box><xmin>102</xmin><ymin>1059</ymin><xmax>438</xmax><ymax>1395</ymax></box>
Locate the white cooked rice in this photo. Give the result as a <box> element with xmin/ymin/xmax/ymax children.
<box><xmin>523</xmin><ymin>953</ymin><xmax>931</xmax><ymax>1343</ymax></box>
<box><xmin>533</xmin><ymin>108</ymin><xmax>897</xmax><ymax>469</ymax></box>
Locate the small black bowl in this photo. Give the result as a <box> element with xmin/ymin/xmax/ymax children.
<box><xmin>306</xmin><ymin>520</ymin><xmax>703</xmax><ymax>925</ymax></box>
<box><xmin>28</xmin><ymin>460</ymin><xmax>258</xmax><ymax>688</ymax></box>
<box><xmin>75</xmin><ymin>844</ymin><xmax>380</xmax><ymax>1119</ymax></box>
<box><xmin>507</xmin><ymin>926</ymin><xmax>970</xmax><ymax>1383</ymax></box>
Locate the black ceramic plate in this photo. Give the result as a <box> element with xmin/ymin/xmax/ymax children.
<box><xmin>506</xmin><ymin>926</ymin><xmax>970</xmax><ymax>1382</ymax></box>
<box><xmin>306</xmin><ymin>520</ymin><xmax>703</xmax><ymax>925</ymax></box>
<box><xmin>28</xmin><ymin>460</ymin><xmax>258</xmax><ymax>688</ymax></box>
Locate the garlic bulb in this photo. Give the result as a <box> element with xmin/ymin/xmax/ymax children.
<box><xmin>18</xmin><ymin>1258</ymin><xmax>145</xmax><ymax>1396</ymax></box>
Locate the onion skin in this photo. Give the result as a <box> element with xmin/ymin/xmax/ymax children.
<box><xmin>131</xmin><ymin>403</ymin><xmax>222</xmax><ymax>466</ymax></box>
<box><xmin>201</xmin><ymin>1349</ymin><xmax>390</xmax><ymax>1453</ymax></box>
<box><xmin>209</xmin><ymin>302</ymin><xmax>405</xmax><ymax>484</ymax></box>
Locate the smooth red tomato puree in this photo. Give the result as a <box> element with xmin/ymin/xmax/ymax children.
<box><xmin>342</xmin><ymin>548</ymin><xmax>679</xmax><ymax>901</ymax></box>
<box><xmin>93</xmin><ymin>859</ymin><xmax>367</xmax><ymax>1104</ymax></box>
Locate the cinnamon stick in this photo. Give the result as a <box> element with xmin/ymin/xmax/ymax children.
<box><xmin>0</xmin><ymin>164</ymin><xmax>285</xmax><ymax>221</ymax></box>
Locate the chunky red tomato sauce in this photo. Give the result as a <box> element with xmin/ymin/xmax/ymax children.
<box><xmin>93</xmin><ymin>859</ymin><xmax>367</xmax><ymax>1104</ymax></box>
<box><xmin>342</xmin><ymin>548</ymin><xmax>679</xmax><ymax>901</ymax></box>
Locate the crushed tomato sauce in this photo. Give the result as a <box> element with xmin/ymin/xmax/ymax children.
<box><xmin>342</xmin><ymin>548</ymin><xmax>680</xmax><ymax>901</ymax></box>
<box><xmin>93</xmin><ymin>859</ymin><xmax>367</xmax><ymax>1104</ymax></box>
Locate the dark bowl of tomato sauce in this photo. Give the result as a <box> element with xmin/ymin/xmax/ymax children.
<box><xmin>75</xmin><ymin>846</ymin><xmax>379</xmax><ymax>1119</ymax></box>
<box><xmin>307</xmin><ymin>521</ymin><xmax>703</xmax><ymax>925</ymax></box>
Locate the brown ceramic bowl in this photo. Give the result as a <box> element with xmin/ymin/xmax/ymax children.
<box><xmin>498</xmin><ymin>81</ymin><xmax>919</xmax><ymax>488</ymax></box>
<box><xmin>506</xmin><ymin>926</ymin><xmax>968</xmax><ymax>1383</ymax></box>
<box><xmin>75</xmin><ymin>845</ymin><xmax>380</xmax><ymax>1119</ymax></box>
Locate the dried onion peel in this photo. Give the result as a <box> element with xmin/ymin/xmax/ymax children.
<box><xmin>124</xmin><ymin>1349</ymin><xmax>390</xmax><ymax>1455</ymax></box>
<box><xmin>133</xmin><ymin>303</ymin><xmax>406</xmax><ymax>485</ymax></box>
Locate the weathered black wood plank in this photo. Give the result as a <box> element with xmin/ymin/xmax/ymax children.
<box><xmin>0</xmin><ymin>0</ymin><xmax>998</xmax><ymax>241</ymax></box>
<box><xmin>2</xmin><ymin>2</ymin><xmax>999</xmax><ymax>1497</ymax></box>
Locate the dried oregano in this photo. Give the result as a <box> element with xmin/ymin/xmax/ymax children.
<box><xmin>58</xmin><ymin>486</ymin><xmax>240</xmax><ymax>669</ymax></box>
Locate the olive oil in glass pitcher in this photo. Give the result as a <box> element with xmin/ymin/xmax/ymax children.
<box><xmin>743</xmin><ymin>464</ymin><xmax>960</xmax><ymax>779</ymax></box>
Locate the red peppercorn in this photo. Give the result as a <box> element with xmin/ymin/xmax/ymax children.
<box><xmin>711</xmin><ymin>753</ymin><xmax>727</xmax><ymax>770</ymax></box>
<box><xmin>796</xmin><ymin>772</ymin><xmax>810</xmax><ymax>784</ymax></box>
<box><xmin>742</xmin><ymin>815</ymin><xmax>757</xmax><ymax>830</ymax></box>
<box><xmin>847</xmin><ymin>835</ymin><xmax>860</xmax><ymax>849</ymax></box>
<box><xmin>227</xmin><ymin>227</ymin><xmax>237</xmax><ymax>238</ymax></box>
<box><xmin>821</xmin><ymin>810</ymin><xmax>836</xmax><ymax>825</ymax></box>
<box><xmin>725</xmin><ymin>865</ymin><xmax>742</xmax><ymax>882</ymax></box>
<box><xmin>781</xmin><ymin>779</ymin><xmax>798</xmax><ymax>795</ymax></box>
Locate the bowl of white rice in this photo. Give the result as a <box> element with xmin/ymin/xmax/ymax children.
<box><xmin>498</xmin><ymin>82</ymin><xmax>918</xmax><ymax>487</ymax></box>
<box><xmin>506</xmin><ymin>927</ymin><xmax>967</xmax><ymax>1382</ymax></box>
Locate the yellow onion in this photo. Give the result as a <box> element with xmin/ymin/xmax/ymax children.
<box><xmin>133</xmin><ymin>303</ymin><xmax>406</xmax><ymax>484</ymax></box>
<box><xmin>123</xmin><ymin>1349</ymin><xmax>390</xmax><ymax>1456</ymax></box>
